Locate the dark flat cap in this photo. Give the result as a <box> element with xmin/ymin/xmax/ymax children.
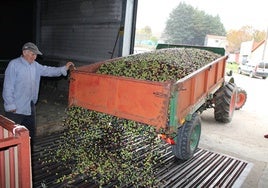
<box><xmin>22</xmin><ymin>42</ymin><xmax>42</xmax><ymax>55</ymax></box>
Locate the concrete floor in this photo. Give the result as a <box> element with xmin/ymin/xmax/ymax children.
<box><xmin>199</xmin><ymin>73</ymin><xmax>268</xmax><ymax>188</ymax></box>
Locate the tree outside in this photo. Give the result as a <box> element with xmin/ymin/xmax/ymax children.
<box><xmin>162</xmin><ymin>2</ymin><xmax>226</xmax><ymax>46</ymax></box>
<box><xmin>135</xmin><ymin>2</ymin><xmax>267</xmax><ymax>55</ymax></box>
<box><xmin>135</xmin><ymin>26</ymin><xmax>158</xmax><ymax>52</ymax></box>
<box><xmin>226</xmin><ymin>26</ymin><xmax>266</xmax><ymax>53</ymax></box>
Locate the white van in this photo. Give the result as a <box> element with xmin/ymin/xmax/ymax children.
<box><xmin>238</xmin><ymin>61</ymin><xmax>268</xmax><ymax>79</ymax></box>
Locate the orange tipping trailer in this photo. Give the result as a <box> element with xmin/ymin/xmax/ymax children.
<box><xmin>69</xmin><ymin>56</ymin><xmax>226</xmax><ymax>129</ymax></box>
<box><xmin>68</xmin><ymin>45</ymin><xmax>237</xmax><ymax>160</ymax></box>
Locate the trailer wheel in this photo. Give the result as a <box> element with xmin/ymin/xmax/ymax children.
<box><xmin>235</xmin><ymin>87</ymin><xmax>247</xmax><ymax>110</ymax></box>
<box><xmin>214</xmin><ymin>82</ymin><xmax>237</xmax><ymax>123</ymax></box>
<box><xmin>172</xmin><ymin>113</ymin><xmax>201</xmax><ymax>160</ymax></box>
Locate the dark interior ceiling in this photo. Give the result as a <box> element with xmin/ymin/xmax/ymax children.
<box><xmin>0</xmin><ymin>0</ymin><xmax>35</xmax><ymax>59</ymax></box>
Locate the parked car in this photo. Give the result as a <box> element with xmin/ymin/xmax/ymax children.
<box><xmin>238</xmin><ymin>61</ymin><xmax>268</xmax><ymax>79</ymax></box>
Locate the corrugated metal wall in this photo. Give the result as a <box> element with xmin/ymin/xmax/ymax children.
<box><xmin>40</xmin><ymin>0</ymin><xmax>123</xmax><ymax>64</ymax></box>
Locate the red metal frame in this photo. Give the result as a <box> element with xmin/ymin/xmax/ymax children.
<box><xmin>0</xmin><ymin>115</ymin><xmax>32</xmax><ymax>188</ymax></box>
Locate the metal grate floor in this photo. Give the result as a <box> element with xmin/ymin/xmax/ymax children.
<box><xmin>32</xmin><ymin>132</ymin><xmax>252</xmax><ymax>188</ymax></box>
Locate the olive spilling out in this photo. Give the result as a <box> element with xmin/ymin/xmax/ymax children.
<box><xmin>50</xmin><ymin>107</ymin><xmax>162</xmax><ymax>187</ymax></box>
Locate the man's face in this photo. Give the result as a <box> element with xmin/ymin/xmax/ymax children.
<box><xmin>22</xmin><ymin>50</ymin><xmax>37</xmax><ymax>63</ymax></box>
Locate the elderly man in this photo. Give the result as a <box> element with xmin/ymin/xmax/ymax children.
<box><xmin>2</xmin><ymin>42</ymin><xmax>74</xmax><ymax>141</ymax></box>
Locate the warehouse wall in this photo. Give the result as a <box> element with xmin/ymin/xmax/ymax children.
<box><xmin>40</xmin><ymin>0</ymin><xmax>124</xmax><ymax>65</ymax></box>
<box><xmin>0</xmin><ymin>0</ymin><xmax>136</xmax><ymax>91</ymax></box>
<box><xmin>0</xmin><ymin>0</ymin><xmax>136</xmax><ymax>135</ymax></box>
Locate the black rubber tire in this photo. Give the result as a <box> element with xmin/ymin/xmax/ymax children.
<box><xmin>235</xmin><ymin>87</ymin><xmax>247</xmax><ymax>110</ymax></box>
<box><xmin>214</xmin><ymin>82</ymin><xmax>237</xmax><ymax>123</ymax></box>
<box><xmin>172</xmin><ymin>113</ymin><xmax>201</xmax><ymax>160</ymax></box>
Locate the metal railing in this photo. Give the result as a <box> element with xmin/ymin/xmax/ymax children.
<box><xmin>0</xmin><ymin>115</ymin><xmax>32</xmax><ymax>188</ymax></box>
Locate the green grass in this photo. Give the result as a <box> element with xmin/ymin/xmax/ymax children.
<box><xmin>226</xmin><ymin>62</ymin><xmax>239</xmax><ymax>73</ymax></box>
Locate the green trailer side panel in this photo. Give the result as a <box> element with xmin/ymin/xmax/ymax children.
<box><xmin>169</xmin><ymin>90</ymin><xmax>178</xmax><ymax>128</ymax></box>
